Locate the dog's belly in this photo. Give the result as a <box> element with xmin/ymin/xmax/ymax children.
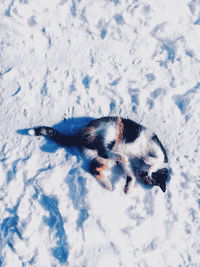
<box><xmin>113</xmin><ymin>140</ymin><xmax>144</xmax><ymax>158</ymax></box>
<box><xmin>112</xmin><ymin>142</ymin><xmax>127</xmax><ymax>156</ymax></box>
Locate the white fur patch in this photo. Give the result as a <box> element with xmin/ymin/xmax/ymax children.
<box><xmin>104</xmin><ymin>124</ymin><xmax>117</xmax><ymax>144</ymax></box>
<box><xmin>83</xmin><ymin>148</ymin><xmax>98</xmax><ymax>159</ymax></box>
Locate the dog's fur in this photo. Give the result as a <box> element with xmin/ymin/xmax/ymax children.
<box><xmin>29</xmin><ymin>117</ymin><xmax>169</xmax><ymax>193</ymax></box>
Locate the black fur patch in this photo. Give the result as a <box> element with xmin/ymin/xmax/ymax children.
<box><xmin>151</xmin><ymin>168</ymin><xmax>168</xmax><ymax>192</ymax></box>
<box><xmin>89</xmin><ymin>116</ymin><xmax>117</xmax><ymax>127</ymax></box>
<box><xmin>152</xmin><ymin>134</ymin><xmax>168</xmax><ymax>163</ymax></box>
<box><xmin>124</xmin><ymin>176</ymin><xmax>132</xmax><ymax>194</ymax></box>
<box><xmin>107</xmin><ymin>140</ymin><xmax>116</xmax><ymax>150</ymax></box>
<box><xmin>151</xmin><ymin>168</ymin><xmax>169</xmax><ymax>182</ymax></box>
<box><xmin>34</xmin><ymin>126</ymin><xmax>79</xmax><ymax>146</ymax></box>
<box><xmin>121</xmin><ymin>119</ymin><xmax>143</xmax><ymax>143</ymax></box>
<box><xmin>125</xmin><ymin>176</ymin><xmax>132</xmax><ymax>185</ymax></box>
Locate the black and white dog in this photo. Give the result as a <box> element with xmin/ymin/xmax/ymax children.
<box><xmin>29</xmin><ymin>117</ymin><xmax>169</xmax><ymax>193</ymax></box>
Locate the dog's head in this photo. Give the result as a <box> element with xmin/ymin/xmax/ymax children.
<box><xmin>139</xmin><ymin>168</ymin><xmax>169</xmax><ymax>192</ymax></box>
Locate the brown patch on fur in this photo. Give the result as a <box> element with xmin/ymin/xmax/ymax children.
<box><xmin>82</xmin><ymin>126</ymin><xmax>96</xmax><ymax>142</ymax></box>
<box><xmin>85</xmin><ymin>126</ymin><xmax>95</xmax><ymax>135</ymax></box>
<box><xmin>116</xmin><ymin>117</ymin><xmax>124</xmax><ymax>144</ymax></box>
<box><xmin>96</xmin><ymin>164</ymin><xmax>108</xmax><ymax>179</ymax></box>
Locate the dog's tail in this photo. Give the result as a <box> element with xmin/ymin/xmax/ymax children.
<box><xmin>28</xmin><ymin>126</ymin><xmax>80</xmax><ymax>147</ymax></box>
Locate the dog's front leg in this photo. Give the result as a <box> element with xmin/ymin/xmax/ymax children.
<box><xmin>124</xmin><ymin>176</ymin><xmax>133</xmax><ymax>194</ymax></box>
<box><xmin>98</xmin><ymin>148</ymin><xmax>126</xmax><ymax>162</ymax></box>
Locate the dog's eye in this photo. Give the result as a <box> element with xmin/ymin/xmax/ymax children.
<box><xmin>137</xmin><ymin>170</ymin><xmax>148</xmax><ymax>178</ymax></box>
<box><xmin>141</xmin><ymin>171</ymin><xmax>148</xmax><ymax>178</ymax></box>
<box><xmin>148</xmin><ymin>152</ymin><xmax>156</xmax><ymax>158</ymax></box>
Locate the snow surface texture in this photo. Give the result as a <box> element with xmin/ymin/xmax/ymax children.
<box><xmin>0</xmin><ymin>0</ymin><xmax>200</xmax><ymax>266</ymax></box>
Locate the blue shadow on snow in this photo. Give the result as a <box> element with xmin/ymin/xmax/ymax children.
<box><xmin>40</xmin><ymin>194</ymin><xmax>69</xmax><ymax>264</ymax></box>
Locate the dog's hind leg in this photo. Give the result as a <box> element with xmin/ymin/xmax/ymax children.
<box><xmin>124</xmin><ymin>176</ymin><xmax>133</xmax><ymax>194</ymax></box>
<box><xmin>89</xmin><ymin>157</ymin><xmax>114</xmax><ymax>190</ymax></box>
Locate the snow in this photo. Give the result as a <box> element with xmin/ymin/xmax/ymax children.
<box><xmin>0</xmin><ymin>0</ymin><xmax>200</xmax><ymax>266</ymax></box>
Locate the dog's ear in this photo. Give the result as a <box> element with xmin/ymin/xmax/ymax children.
<box><xmin>159</xmin><ymin>182</ymin><xmax>166</xmax><ymax>192</ymax></box>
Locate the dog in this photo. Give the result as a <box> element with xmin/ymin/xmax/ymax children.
<box><xmin>28</xmin><ymin>116</ymin><xmax>169</xmax><ymax>193</ymax></box>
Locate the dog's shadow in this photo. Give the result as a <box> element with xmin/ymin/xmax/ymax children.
<box><xmin>17</xmin><ymin>116</ymin><xmax>94</xmax><ymax>169</ymax></box>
